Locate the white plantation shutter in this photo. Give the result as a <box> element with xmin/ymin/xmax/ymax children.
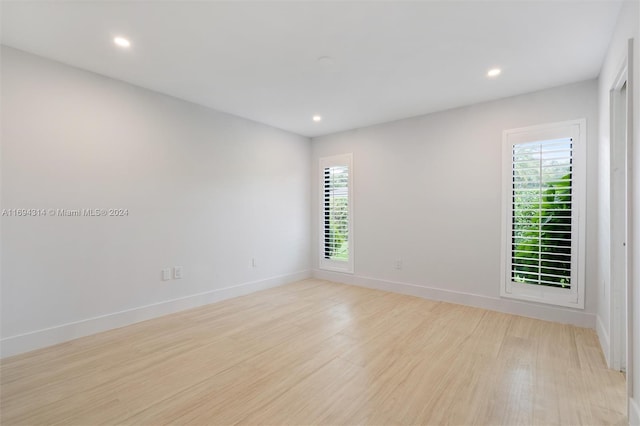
<box><xmin>511</xmin><ymin>138</ymin><xmax>574</xmax><ymax>288</ymax></box>
<box><xmin>323</xmin><ymin>166</ymin><xmax>349</xmax><ymax>259</ymax></box>
<box><xmin>319</xmin><ymin>154</ymin><xmax>353</xmax><ymax>273</ymax></box>
<box><xmin>502</xmin><ymin>120</ymin><xmax>585</xmax><ymax>309</ymax></box>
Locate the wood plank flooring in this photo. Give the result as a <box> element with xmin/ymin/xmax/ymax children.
<box><xmin>0</xmin><ymin>279</ymin><xmax>627</xmax><ymax>425</ymax></box>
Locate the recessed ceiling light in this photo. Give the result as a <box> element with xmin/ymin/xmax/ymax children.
<box><xmin>317</xmin><ymin>56</ymin><xmax>334</xmax><ymax>66</ymax></box>
<box><xmin>113</xmin><ymin>37</ymin><xmax>131</xmax><ymax>48</ymax></box>
<box><xmin>487</xmin><ymin>68</ymin><xmax>502</xmax><ymax>77</ymax></box>
<box><xmin>317</xmin><ymin>56</ymin><xmax>338</xmax><ymax>72</ymax></box>
<box><xmin>313</xmin><ymin>115</ymin><xmax>322</xmax><ymax>122</ymax></box>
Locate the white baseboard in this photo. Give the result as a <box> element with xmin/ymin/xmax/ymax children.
<box><xmin>596</xmin><ymin>315</ymin><xmax>611</xmax><ymax>367</ymax></box>
<box><xmin>630</xmin><ymin>397</ymin><xmax>640</xmax><ymax>426</ymax></box>
<box><xmin>0</xmin><ymin>270</ymin><xmax>311</xmax><ymax>359</ymax></box>
<box><xmin>313</xmin><ymin>270</ymin><xmax>596</xmax><ymax>328</ymax></box>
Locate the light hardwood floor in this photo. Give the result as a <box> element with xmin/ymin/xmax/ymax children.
<box><xmin>0</xmin><ymin>279</ymin><xmax>626</xmax><ymax>425</ymax></box>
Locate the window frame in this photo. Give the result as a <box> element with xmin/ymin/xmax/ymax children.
<box><xmin>319</xmin><ymin>153</ymin><xmax>354</xmax><ymax>274</ymax></box>
<box><xmin>500</xmin><ymin>119</ymin><xmax>586</xmax><ymax>309</ymax></box>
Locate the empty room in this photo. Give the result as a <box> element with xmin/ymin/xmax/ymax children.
<box><xmin>1</xmin><ymin>1</ymin><xmax>639</xmax><ymax>425</ymax></box>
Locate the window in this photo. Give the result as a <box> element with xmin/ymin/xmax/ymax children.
<box><xmin>501</xmin><ymin>120</ymin><xmax>586</xmax><ymax>308</ymax></box>
<box><xmin>319</xmin><ymin>154</ymin><xmax>353</xmax><ymax>273</ymax></box>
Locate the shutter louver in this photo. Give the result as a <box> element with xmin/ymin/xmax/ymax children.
<box><xmin>323</xmin><ymin>165</ymin><xmax>349</xmax><ymax>261</ymax></box>
<box><xmin>511</xmin><ymin>138</ymin><xmax>573</xmax><ymax>289</ymax></box>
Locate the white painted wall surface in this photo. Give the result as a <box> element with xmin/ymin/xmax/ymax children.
<box><xmin>596</xmin><ymin>1</ymin><xmax>640</xmax><ymax>423</ymax></box>
<box><xmin>0</xmin><ymin>46</ymin><xmax>311</xmax><ymax>357</ymax></box>
<box><xmin>312</xmin><ymin>80</ymin><xmax>599</xmax><ymax>327</ymax></box>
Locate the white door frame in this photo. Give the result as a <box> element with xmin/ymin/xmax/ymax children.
<box><xmin>610</xmin><ymin>55</ymin><xmax>628</xmax><ymax>374</ymax></box>
<box><xmin>609</xmin><ymin>38</ymin><xmax>634</xmax><ymax>401</ymax></box>
<box><xmin>626</xmin><ymin>37</ymin><xmax>634</xmax><ymax>401</ymax></box>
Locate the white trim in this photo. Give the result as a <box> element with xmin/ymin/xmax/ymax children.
<box><xmin>501</xmin><ymin>119</ymin><xmax>587</xmax><ymax>309</ymax></box>
<box><xmin>609</xmin><ymin>52</ymin><xmax>630</xmax><ymax>375</ymax></box>
<box><xmin>624</xmin><ymin>37</ymin><xmax>634</xmax><ymax>403</ymax></box>
<box><xmin>630</xmin><ymin>397</ymin><xmax>640</xmax><ymax>426</ymax></box>
<box><xmin>597</xmin><ymin>314</ymin><xmax>611</xmax><ymax>367</ymax></box>
<box><xmin>313</xmin><ymin>269</ymin><xmax>595</xmax><ymax>328</ymax></box>
<box><xmin>318</xmin><ymin>153</ymin><xmax>354</xmax><ymax>274</ymax></box>
<box><xmin>0</xmin><ymin>270</ymin><xmax>311</xmax><ymax>359</ymax></box>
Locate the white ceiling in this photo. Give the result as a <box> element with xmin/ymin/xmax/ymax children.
<box><xmin>1</xmin><ymin>1</ymin><xmax>623</xmax><ymax>138</ymax></box>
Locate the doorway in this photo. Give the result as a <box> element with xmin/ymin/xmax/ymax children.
<box><xmin>611</xmin><ymin>75</ymin><xmax>628</xmax><ymax>374</ymax></box>
<box><xmin>609</xmin><ymin>39</ymin><xmax>634</xmax><ymax>407</ymax></box>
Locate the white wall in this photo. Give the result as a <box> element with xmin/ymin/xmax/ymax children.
<box><xmin>596</xmin><ymin>1</ymin><xmax>640</xmax><ymax>423</ymax></box>
<box><xmin>0</xmin><ymin>46</ymin><xmax>311</xmax><ymax>357</ymax></box>
<box><xmin>311</xmin><ymin>80</ymin><xmax>599</xmax><ymax>327</ymax></box>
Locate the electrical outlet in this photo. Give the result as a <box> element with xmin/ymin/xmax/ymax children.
<box><xmin>162</xmin><ymin>268</ymin><xmax>172</xmax><ymax>281</ymax></box>
<box><xmin>252</xmin><ymin>257</ymin><xmax>257</xmax><ymax>268</ymax></box>
<box><xmin>174</xmin><ymin>266</ymin><xmax>183</xmax><ymax>279</ymax></box>
<box><xmin>394</xmin><ymin>260</ymin><xmax>403</xmax><ymax>270</ymax></box>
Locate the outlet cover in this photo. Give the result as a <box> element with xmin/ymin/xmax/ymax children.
<box><xmin>174</xmin><ymin>266</ymin><xmax>183</xmax><ymax>279</ymax></box>
<box><xmin>162</xmin><ymin>268</ymin><xmax>172</xmax><ymax>281</ymax></box>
